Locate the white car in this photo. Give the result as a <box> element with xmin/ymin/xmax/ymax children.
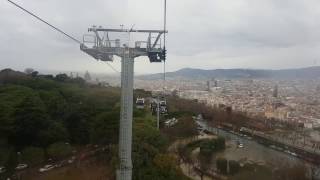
<box><xmin>68</xmin><ymin>156</ymin><xmax>76</xmax><ymax>164</ymax></box>
<box><xmin>0</xmin><ymin>166</ymin><xmax>6</xmax><ymax>174</ymax></box>
<box><xmin>238</xmin><ymin>143</ymin><xmax>244</xmax><ymax>148</ymax></box>
<box><xmin>15</xmin><ymin>164</ymin><xmax>28</xmax><ymax>170</ymax></box>
<box><xmin>290</xmin><ymin>152</ymin><xmax>298</xmax><ymax>156</ymax></box>
<box><xmin>39</xmin><ymin>165</ymin><xmax>55</xmax><ymax>173</ymax></box>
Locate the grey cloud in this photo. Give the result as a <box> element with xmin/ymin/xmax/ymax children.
<box><xmin>1</xmin><ymin>0</ymin><xmax>320</xmax><ymax>74</ymax></box>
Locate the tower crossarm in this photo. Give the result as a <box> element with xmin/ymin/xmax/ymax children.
<box><xmin>89</xmin><ymin>27</ymin><xmax>167</xmax><ymax>34</ymax></box>
<box><xmin>80</xmin><ymin>45</ymin><xmax>163</xmax><ymax>59</ymax></box>
<box><xmin>81</xmin><ymin>27</ymin><xmax>167</xmax><ymax>63</ymax></box>
<box><xmin>152</xmin><ymin>32</ymin><xmax>163</xmax><ymax>49</ymax></box>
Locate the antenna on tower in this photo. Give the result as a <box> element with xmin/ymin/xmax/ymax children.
<box><xmin>163</xmin><ymin>0</ymin><xmax>167</xmax><ymax>90</ymax></box>
<box><xmin>164</xmin><ymin>0</ymin><xmax>167</xmax><ymax>49</ymax></box>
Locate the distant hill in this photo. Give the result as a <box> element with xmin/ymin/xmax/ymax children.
<box><xmin>138</xmin><ymin>66</ymin><xmax>320</xmax><ymax>80</ymax></box>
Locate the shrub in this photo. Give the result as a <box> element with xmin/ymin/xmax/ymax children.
<box><xmin>216</xmin><ymin>136</ymin><xmax>225</xmax><ymax>150</ymax></box>
<box><xmin>216</xmin><ymin>157</ymin><xmax>228</xmax><ymax>175</ymax></box>
<box><xmin>199</xmin><ymin>137</ymin><xmax>226</xmax><ymax>156</ymax></box>
<box><xmin>21</xmin><ymin>147</ymin><xmax>45</xmax><ymax>165</ymax></box>
<box><xmin>229</xmin><ymin>160</ymin><xmax>240</xmax><ymax>175</ymax></box>
<box><xmin>47</xmin><ymin>142</ymin><xmax>72</xmax><ymax>159</ymax></box>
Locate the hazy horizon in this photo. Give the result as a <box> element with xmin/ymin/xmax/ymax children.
<box><xmin>2</xmin><ymin>65</ymin><xmax>320</xmax><ymax>77</ymax></box>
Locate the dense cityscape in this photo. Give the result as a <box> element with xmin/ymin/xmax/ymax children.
<box><xmin>136</xmin><ymin>78</ymin><xmax>320</xmax><ymax>129</ymax></box>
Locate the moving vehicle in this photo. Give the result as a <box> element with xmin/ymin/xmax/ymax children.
<box><xmin>236</xmin><ymin>140</ymin><xmax>244</xmax><ymax>148</ymax></box>
<box><xmin>39</xmin><ymin>165</ymin><xmax>55</xmax><ymax>173</ymax></box>
<box><xmin>68</xmin><ymin>156</ymin><xmax>76</xmax><ymax>164</ymax></box>
<box><xmin>164</xmin><ymin>118</ymin><xmax>178</xmax><ymax>127</ymax></box>
<box><xmin>15</xmin><ymin>164</ymin><xmax>28</xmax><ymax>170</ymax></box>
<box><xmin>0</xmin><ymin>166</ymin><xmax>6</xmax><ymax>174</ymax></box>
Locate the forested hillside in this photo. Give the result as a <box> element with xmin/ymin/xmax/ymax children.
<box><xmin>0</xmin><ymin>69</ymin><xmax>189</xmax><ymax>180</ymax></box>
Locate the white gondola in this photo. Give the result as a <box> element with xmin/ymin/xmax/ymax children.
<box><xmin>159</xmin><ymin>99</ymin><xmax>167</xmax><ymax>114</ymax></box>
<box><xmin>150</xmin><ymin>98</ymin><xmax>167</xmax><ymax>114</ymax></box>
<box><xmin>136</xmin><ymin>98</ymin><xmax>145</xmax><ymax>109</ymax></box>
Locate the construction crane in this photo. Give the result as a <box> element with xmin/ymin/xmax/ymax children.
<box><xmin>7</xmin><ymin>1</ymin><xmax>168</xmax><ymax>180</ymax></box>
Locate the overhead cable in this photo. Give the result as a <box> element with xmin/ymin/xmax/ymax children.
<box><xmin>7</xmin><ymin>0</ymin><xmax>81</xmax><ymax>44</ymax></box>
<box><xmin>7</xmin><ymin>0</ymin><xmax>120</xmax><ymax>74</ymax></box>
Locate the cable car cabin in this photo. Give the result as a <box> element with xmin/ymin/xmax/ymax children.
<box><xmin>136</xmin><ymin>98</ymin><xmax>145</xmax><ymax>109</ymax></box>
<box><xmin>159</xmin><ymin>100</ymin><xmax>168</xmax><ymax>114</ymax></box>
<box><xmin>159</xmin><ymin>100</ymin><xmax>166</xmax><ymax>107</ymax></box>
<box><xmin>148</xmin><ymin>49</ymin><xmax>166</xmax><ymax>63</ymax></box>
<box><xmin>150</xmin><ymin>98</ymin><xmax>168</xmax><ymax>114</ymax></box>
<box><xmin>148</xmin><ymin>50</ymin><xmax>165</xmax><ymax>62</ymax></box>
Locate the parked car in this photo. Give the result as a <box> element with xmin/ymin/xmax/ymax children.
<box><xmin>55</xmin><ymin>160</ymin><xmax>67</xmax><ymax>168</ymax></box>
<box><xmin>39</xmin><ymin>165</ymin><xmax>55</xmax><ymax>173</ymax></box>
<box><xmin>15</xmin><ymin>164</ymin><xmax>28</xmax><ymax>170</ymax></box>
<box><xmin>291</xmin><ymin>152</ymin><xmax>298</xmax><ymax>157</ymax></box>
<box><xmin>68</xmin><ymin>156</ymin><xmax>76</xmax><ymax>164</ymax></box>
<box><xmin>0</xmin><ymin>166</ymin><xmax>6</xmax><ymax>174</ymax></box>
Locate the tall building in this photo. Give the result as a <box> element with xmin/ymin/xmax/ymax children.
<box><xmin>214</xmin><ymin>80</ymin><xmax>218</xmax><ymax>87</ymax></box>
<box><xmin>211</xmin><ymin>78</ymin><xmax>218</xmax><ymax>87</ymax></box>
<box><xmin>273</xmin><ymin>85</ymin><xmax>278</xmax><ymax>98</ymax></box>
<box><xmin>207</xmin><ymin>80</ymin><xmax>211</xmax><ymax>91</ymax></box>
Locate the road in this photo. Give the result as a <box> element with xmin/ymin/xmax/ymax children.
<box><xmin>196</xmin><ymin>120</ymin><xmax>320</xmax><ymax>177</ymax></box>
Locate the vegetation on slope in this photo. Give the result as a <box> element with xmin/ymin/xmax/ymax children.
<box><xmin>0</xmin><ymin>69</ymin><xmax>189</xmax><ymax>180</ymax></box>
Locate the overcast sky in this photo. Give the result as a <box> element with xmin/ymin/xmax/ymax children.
<box><xmin>1</xmin><ymin>0</ymin><xmax>320</xmax><ymax>74</ymax></box>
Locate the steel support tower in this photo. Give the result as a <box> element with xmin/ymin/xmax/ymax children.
<box><xmin>81</xmin><ymin>27</ymin><xmax>167</xmax><ymax>180</ymax></box>
<box><xmin>7</xmin><ymin>1</ymin><xmax>167</xmax><ymax>179</ymax></box>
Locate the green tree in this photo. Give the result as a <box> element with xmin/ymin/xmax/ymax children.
<box><xmin>132</xmin><ymin>120</ymin><xmax>170</xmax><ymax>180</ymax></box>
<box><xmin>38</xmin><ymin>90</ymin><xmax>68</xmax><ymax>121</ymax></box>
<box><xmin>55</xmin><ymin>74</ymin><xmax>69</xmax><ymax>82</ymax></box>
<box><xmin>0</xmin><ymin>147</ymin><xmax>13</xmax><ymax>166</ymax></box>
<box><xmin>20</xmin><ymin>147</ymin><xmax>45</xmax><ymax>165</ymax></box>
<box><xmin>229</xmin><ymin>160</ymin><xmax>240</xmax><ymax>175</ymax></box>
<box><xmin>5</xmin><ymin>150</ymin><xmax>18</xmax><ymax>174</ymax></box>
<box><xmin>163</xmin><ymin>116</ymin><xmax>198</xmax><ymax>139</ymax></box>
<box><xmin>0</xmin><ymin>103</ymin><xmax>13</xmax><ymax>138</ymax></box>
<box><xmin>198</xmin><ymin>153</ymin><xmax>212</xmax><ymax>180</ymax></box>
<box><xmin>39</xmin><ymin>122</ymin><xmax>69</xmax><ymax>147</ymax></box>
<box><xmin>64</xmin><ymin>107</ymin><xmax>90</xmax><ymax>144</ymax></box>
<box><xmin>199</xmin><ymin>140</ymin><xmax>215</xmax><ymax>157</ymax></box>
<box><xmin>90</xmin><ymin>111</ymin><xmax>119</xmax><ymax>144</ymax></box>
<box><xmin>0</xmin><ymin>85</ymin><xmax>34</xmax><ymax>140</ymax></box>
<box><xmin>216</xmin><ymin>158</ymin><xmax>228</xmax><ymax>175</ymax></box>
<box><xmin>47</xmin><ymin>142</ymin><xmax>72</xmax><ymax>159</ymax></box>
<box><xmin>216</xmin><ymin>136</ymin><xmax>226</xmax><ymax>150</ymax></box>
<box><xmin>11</xmin><ymin>95</ymin><xmax>51</xmax><ymax>148</ymax></box>
<box><xmin>199</xmin><ymin>137</ymin><xmax>225</xmax><ymax>157</ymax></box>
<box><xmin>152</xmin><ymin>154</ymin><xmax>185</xmax><ymax>179</ymax></box>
